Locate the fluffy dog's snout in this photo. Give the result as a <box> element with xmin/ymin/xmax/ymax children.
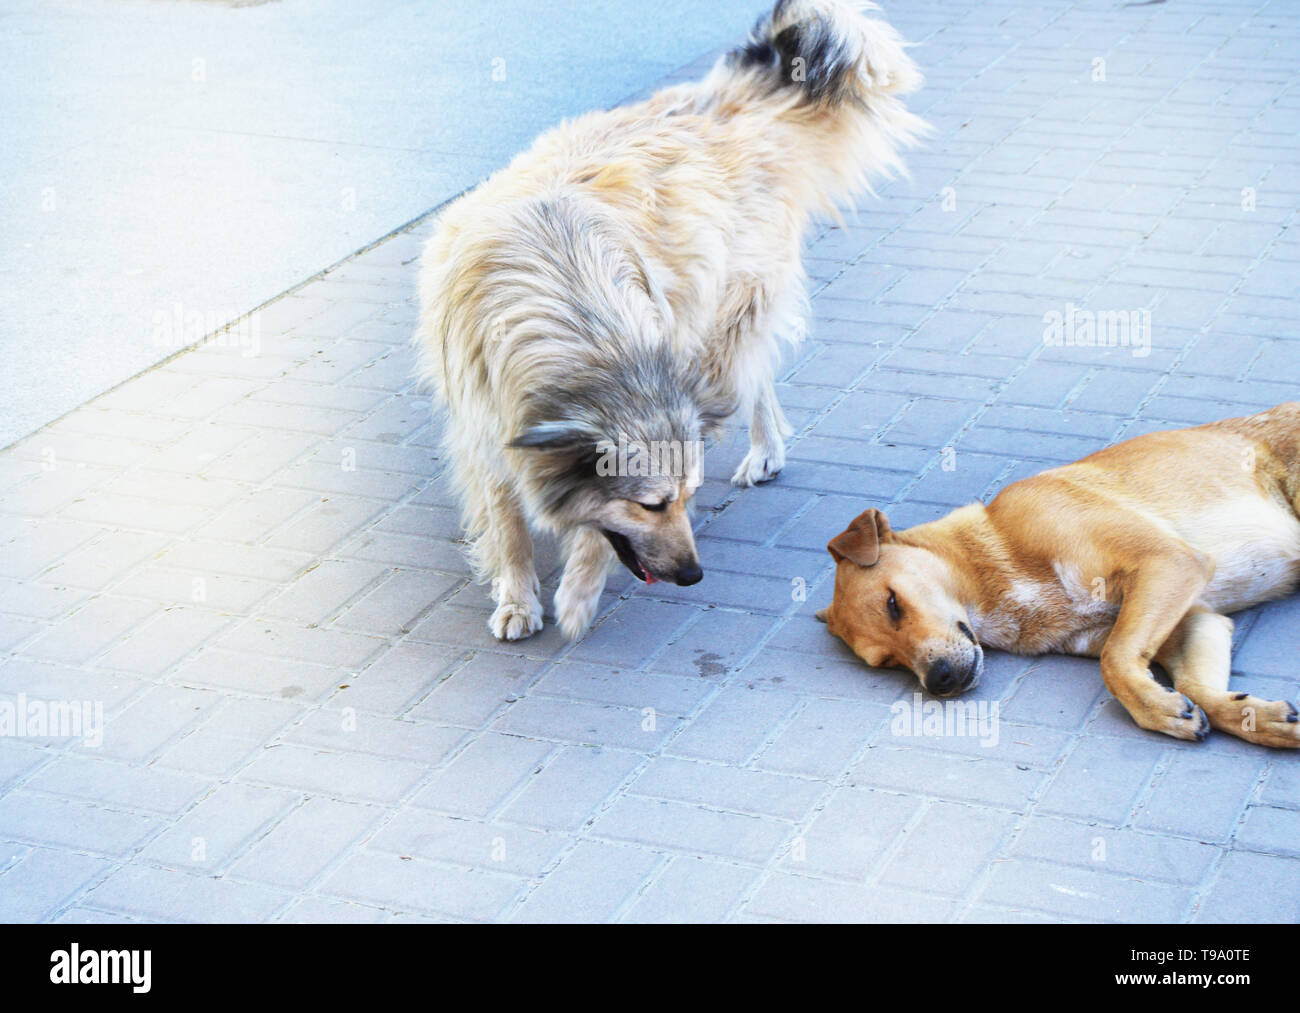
<box><xmin>674</xmin><ymin>561</ymin><xmax>703</xmax><ymax>586</ymax></box>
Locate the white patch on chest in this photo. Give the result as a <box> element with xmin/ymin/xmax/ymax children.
<box><xmin>1053</xmin><ymin>561</ymin><xmax>1118</xmax><ymax>621</ymax></box>
<box><xmin>970</xmin><ymin>580</ymin><xmax>1038</xmax><ymax>651</ymax></box>
<box><xmin>968</xmin><ymin>605</ymin><xmax>1019</xmax><ymax>651</ymax></box>
<box><xmin>971</xmin><ymin>566</ymin><xmax>1119</xmax><ymax>654</ymax></box>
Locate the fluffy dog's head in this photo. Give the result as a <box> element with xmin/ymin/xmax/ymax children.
<box><xmin>817</xmin><ymin>508</ymin><xmax>982</xmax><ymax>696</ymax></box>
<box><xmin>510</xmin><ymin>344</ymin><xmax>729</xmax><ymax>586</ymax></box>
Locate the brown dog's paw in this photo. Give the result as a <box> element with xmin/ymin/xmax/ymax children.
<box><xmin>1140</xmin><ymin>690</ymin><xmax>1210</xmax><ymax>742</ymax></box>
<box><xmin>1229</xmin><ymin>697</ymin><xmax>1300</xmax><ymax>748</ymax></box>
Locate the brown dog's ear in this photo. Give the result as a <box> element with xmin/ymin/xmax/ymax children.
<box><xmin>827</xmin><ymin>509</ymin><xmax>892</xmax><ymax>568</ymax></box>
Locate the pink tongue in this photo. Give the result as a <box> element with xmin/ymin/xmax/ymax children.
<box><xmin>642</xmin><ymin>567</ymin><xmax>657</xmax><ymax>585</ymax></box>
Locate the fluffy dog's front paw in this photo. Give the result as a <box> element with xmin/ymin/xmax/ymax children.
<box><xmin>489</xmin><ymin>597</ymin><xmax>544</xmax><ymax>641</ymax></box>
<box><xmin>554</xmin><ymin>581</ymin><xmax>601</xmax><ymax>641</ymax></box>
<box><xmin>731</xmin><ymin>444</ymin><xmax>785</xmax><ymax>487</ymax></box>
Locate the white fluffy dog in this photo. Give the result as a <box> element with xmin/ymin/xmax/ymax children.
<box><xmin>415</xmin><ymin>0</ymin><xmax>927</xmax><ymax>640</ymax></box>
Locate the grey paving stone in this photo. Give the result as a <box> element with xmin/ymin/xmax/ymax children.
<box><xmin>493</xmin><ymin>694</ymin><xmax>680</xmax><ymax>751</ymax></box>
<box><xmin>531</xmin><ymin>661</ymin><xmax>712</xmax><ymax>718</ymax></box>
<box><xmin>1010</xmin><ymin>815</ymin><xmax>1220</xmax><ymax>886</ymax></box>
<box><xmin>239</xmin><ymin>744</ymin><xmax>428</xmax><ymax>806</ymax></box>
<box><xmin>785</xmin><ymin>786</ymin><xmax>922</xmax><ymax>880</ymax></box>
<box><xmin>976</xmin><ymin>858</ymin><xmax>1192</xmax><ymax>923</ymax></box>
<box><xmin>411</xmin><ymin>732</ymin><xmax>554</xmax><ymax>818</ymax></box>
<box><xmin>19</xmin><ymin>596</ymin><xmax>157</xmax><ymax>666</ymax></box>
<box><xmin>1195</xmin><ymin>851</ymin><xmax>1300</xmax><ymax>923</ymax></box>
<box><xmin>564</xmin><ymin>599</ymin><xmax>697</xmax><ymax>669</ymax></box>
<box><xmin>23</xmin><ymin>755</ymin><xmax>207</xmax><ymax>816</ymax></box>
<box><xmin>742</xmin><ymin>647</ymin><xmax>911</xmax><ymax>703</ymax></box>
<box><xmin>629</xmin><ymin>756</ymin><xmax>822</xmax><ymax>820</ymax></box>
<box><xmin>856</xmin><ymin>728</ymin><xmax>1050</xmax><ymax>809</ymax></box>
<box><xmin>1234</xmin><ymin>805</ymin><xmax>1300</xmax><ymax>859</ymax></box>
<box><xmin>95</xmin><ymin>607</ymin><xmax>233</xmax><ymax>676</ymax></box>
<box><xmin>1002</xmin><ymin>656</ymin><xmax>1105</xmax><ymax>730</ymax></box>
<box><xmin>754</xmin><ymin>698</ymin><xmax>891</xmax><ymax>778</ymax></box>
<box><xmin>1133</xmin><ymin>750</ymin><xmax>1268</xmax><ymax>844</ymax></box>
<box><xmin>621</xmin><ymin>856</ymin><xmax>758</xmax><ymax>923</ymax></box>
<box><xmin>650</xmin><ymin>610</ymin><xmax>779</xmax><ymax>679</ymax></box>
<box><xmin>282</xmin><ymin>709</ymin><xmax>466</xmax><ymax>766</ymax></box>
<box><xmin>368</xmin><ymin>808</ymin><xmax>570</xmax><ymax>879</ymax></box>
<box><xmin>744</xmin><ymin>873</ymin><xmax>955</xmax><ymax>923</ymax></box>
<box><xmin>1036</xmin><ymin>736</ymin><xmax>1165</xmax><ymax>823</ymax></box>
<box><xmin>212</xmin><ymin>619</ymin><xmax>387</xmax><ymax>671</ymax></box>
<box><xmin>140</xmin><ymin>782</ymin><xmax>298</xmax><ymax>872</ymax></box>
<box><xmin>230</xmin><ymin>797</ymin><xmax>386</xmax><ymax>889</ymax></box>
<box><xmin>591</xmin><ymin>795</ymin><xmax>791</xmax><ymax>864</ymax></box>
<box><xmin>879</xmin><ymin>801</ymin><xmax>1017</xmax><ymax>897</ymax></box>
<box><xmin>277</xmin><ymin>896</ymin><xmax>390</xmax><ymax>924</ymax></box>
<box><xmin>1260</xmin><ymin>763</ymin><xmax>1300</xmax><ymax>810</ymax></box>
<box><xmin>665</xmin><ymin>685</ymin><xmax>801</xmax><ymax>765</ymax></box>
<box><xmin>317</xmin><ymin>849</ymin><xmax>521</xmax><ymax>921</ymax></box>
<box><xmin>0</xmin><ymin>791</ymin><xmax>158</xmax><ymax>858</ymax></box>
<box><xmin>259</xmin><ymin>558</ymin><xmax>391</xmax><ymax>625</ymax></box>
<box><xmin>508</xmin><ymin>840</ymin><xmax>661</xmax><ymax>923</ymax></box>
<box><xmin>95</xmin><ymin>684</ymin><xmax>224</xmax><ymax>763</ymax></box>
<box><xmin>500</xmin><ymin>745</ymin><xmax>642</xmax><ymax>832</ymax></box>
<box><xmin>405</xmin><ymin>651</ymin><xmax>543</xmax><ymax>727</ymax></box>
<box><xmin>0</xmin><ymin>847</ymin><xmax>114</xmax><ymax>922</ymax></box>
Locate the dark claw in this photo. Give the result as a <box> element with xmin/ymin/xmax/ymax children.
<box><xmin>1286</xmin><ymin>702</ymin><xmax>1298</xmax><ymax>724</ymax></box>
<box><xmin>1195</xmin><ymin>709</ymin><xmax>1210</xmax><ymax>741</ymax></box>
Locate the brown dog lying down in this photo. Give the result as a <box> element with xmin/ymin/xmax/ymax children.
<box><xmin>818</xmin><ymin>402</ymin><xmax>1300</xmax><ymax>748</ymax></box>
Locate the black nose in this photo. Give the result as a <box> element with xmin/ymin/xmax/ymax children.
<box><xmin>674</xmin><ymin>561</ymin><xmax>703</xmax><ymax>586</ymax></box>
<box><xmin>926</xmin><ymin>658</ymin><xmax>959</xmax><ymax>696</ymax></box>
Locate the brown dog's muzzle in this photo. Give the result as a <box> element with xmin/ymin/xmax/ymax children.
<box><xmin>924</xmin><ymin>656</ymin><xmax>979</xmax><ymax>696</ymax></box>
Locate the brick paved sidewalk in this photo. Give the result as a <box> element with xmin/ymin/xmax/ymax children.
<box><xmin>1</xmin><ymin>0</ymin><xmax>1298</xmax><ymax>923</ymax></box>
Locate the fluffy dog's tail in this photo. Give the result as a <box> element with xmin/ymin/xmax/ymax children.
<box><xmin>709</xmin><ymin>0</ymin><xmax>928</xmax><ymax>209</ymax></box>
<box><xmin>731</xmin><ymin>0</ymin><xmax>921</xmax><ymax>107</ymax></box>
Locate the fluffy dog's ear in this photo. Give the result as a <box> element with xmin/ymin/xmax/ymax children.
<box><xmin>510</xmin><ymin>421</ymin><xmax>597</xmax><ymax>451</ymax></box>
<box><xmin>827</xmin><ymin>508</ymin><xmax>892</xmax><ymax>568</ymax></box>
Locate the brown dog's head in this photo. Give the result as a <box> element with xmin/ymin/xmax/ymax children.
<box><xmin>816</xmin><ymin>509</ymin><xmax>981</xmax><ymax>696</ymax></box>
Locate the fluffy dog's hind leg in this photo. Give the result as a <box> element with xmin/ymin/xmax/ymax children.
<box><xmin>732</xmin><ymin>376</ymin><xmax>792</xmax><ymax>487</ymax></box>
<box><xmin>554</xmin><ymin>528</ymin><xmax>614</xmax><ymax>640</ymax></box>
<box><xmin>478</xmin><ymin>484</ymin><xmax>544</xmax><ymax>641</ymax></box>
